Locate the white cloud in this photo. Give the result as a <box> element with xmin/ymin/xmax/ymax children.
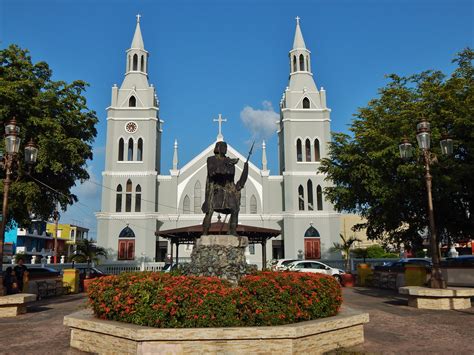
<box><xmin>240</xmin><ymin>100</ymin><xmax>278</xmax><ymax>141</ymax></box>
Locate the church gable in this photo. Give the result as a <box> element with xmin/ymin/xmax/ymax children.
<box><xmin>175</xmin><ymin>142</ymin><xmax>263</xmax><ymax>212</ymax></box>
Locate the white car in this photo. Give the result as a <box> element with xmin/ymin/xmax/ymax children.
<box><xmin>286</xmin><ymin>260</ymin><xmax>345</xmax><ymax>283</ymax></box>
<box><xmin>270</xmin><ymin>258</ymin><xmax>299</xmax><ymax>271</ymax></box>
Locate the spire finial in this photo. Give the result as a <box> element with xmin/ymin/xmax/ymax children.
<box><xmin>136</xmin><ymin>14</ymin><xmax>141</xmax><ymax>23</ymax></box>
<box><xmin>295</xmin><ymin>16</ymin><xmax>300</xmax><ymax>25</ymax></box>
<box><xmin>172</xmin><ymin>139</ymin><xmax>179</xmax><ymax>170</ymax></box>
<box><xmin>262</xmin><ymin>140</ymin><xmax>268</xmax><ymax>171</ymax></box>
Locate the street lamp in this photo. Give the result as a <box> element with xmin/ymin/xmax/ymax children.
<box><xmin>0</xmin><ymin>118</ymin><xmax>38</xmax><ymax>294</ymax></box>
<box><xmin>399</xmin><ymin>120</ymin><xmax>452</xmax><ymax>289</ymax></box>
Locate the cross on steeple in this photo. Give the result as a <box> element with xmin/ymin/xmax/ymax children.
<box><xmin>295</xmin><ymin>16</ymin><xmax>300</xmax><ymax>25</ymax></box>
<box><xmin>136</xmin><ymin>14</ymin><xmax>141</xmax><ymax>23</ymax></box>
<box><xmin>213</xmin><ymin>113</ymin><xmax>227</xmax><ymax>141</ymax></box>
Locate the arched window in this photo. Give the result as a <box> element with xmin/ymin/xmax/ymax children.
<box><xmin>293</xmin><ymin>55</ymin><xmax>297</xmax><ymax>72</ymax></box>
<box><xmin>128</xmin><ymin>138</ymin><xmax>134</xmax><ymax>161</ymax></box>
<box><xmin>303</xmin><ymin>97</ymin><xmax>310</xmax><ymax>109</ymax></box>
<box><xmin>132</xmin><ymin>54</ymin><xmax>138</xmax><ymax>71</ymax></box>
<box><xmin>299</xmin><ymin>54</ymin><xmax>305</xmax><ymax>71</ymax></box>
<box><xmin>307</xmin><ymin>180</ymin><xmax>314</xmax><ymax>211</ymax></box>
<box><xmin>135</xmin><ymin>185</ymin><xmax>141</xmax><ymax>212</ymax></box>
<box><xmin>126</xmin><ymin>179</ymin><xmax>132</xmax><ymax>212</ymax></box>
<box><xmin>115</xmin><ymin>184</ymin><xmax>122</xmax><ymax>212</ymax></box>
<box><xmin>140</xmin><ymin>55</ymin><xmax>144</xmax><ymax>72</ymax></box>
<box><xmin>240</xmin><ymin>187</ymin><xmax>246</xmax><ymax>214</ymax></box>
<box><xmin>298</xmin><ymin>185</ymin><xmax>305</xmax><ymax>210</ymax></box>
<box><xmin>118</xmin><ymin>138</ymin><xmax>124</xmax><ymax>161</ymax></box>
<box><xmin>194</xmin><ymin>181</ymin><xmax>201</xmax><ymax>214</ymax></box>
<box><xmin>129</xmin><ymin>96</ymin><xmax>136</xmax><ymax>107</ymax></box>
<box><xmin>137</xmin><ymin>138</ymin><xmax>143</xmax><ymax>161</ymax></box>
<box><xmin>250</xmin><ymin>195</ymin><xmax>257</xmax><ymax>214</ymax></box>
<box><xmin>306</xmin><ymin>56</ymin><xmax>309</xmax><ymax>72</ymax></box>
<box><xmin>296</xmin><ymin>139</ymin><xmax>302</xmax><ymax>162</ymax></box>
<box><xmin>305</xmin><ymin>139</ymin><xmax>311</xmax><ymax>162</ymax></box>
<box><xmin>314</xmin><ymin>139</ymin><xmax>321</xmax><ymax>161</ymax></box>
<box><xmin>183</xmin><ymin>195</ymin><xmax>190</xmax><ymax>214</ymax></box>
<box><xmin>317</xmin><ymin>185</ymin><xmax>323</xmax><ymax>211</ymax></box>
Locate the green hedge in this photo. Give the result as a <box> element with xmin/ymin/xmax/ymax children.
<box><xmin>87</xmin><ymin>271</ymin><xmax>342</xmax><ymax>328</ymax></box>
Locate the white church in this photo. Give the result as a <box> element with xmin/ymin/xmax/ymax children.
<box><xmin>96</xmin><ymin>16</ymin><xmax>341</xmax><ymax>267</ymax></box>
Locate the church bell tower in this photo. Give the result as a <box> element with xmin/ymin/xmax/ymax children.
<box><xmin>278</xmin><ymin>17</ymin><xmax>339</xmax><ymax>259</ymax></box>
<box><xmin>97</xmin><ymin>15</ymin><xmax>162</xmax><ymax>260</ymax></box>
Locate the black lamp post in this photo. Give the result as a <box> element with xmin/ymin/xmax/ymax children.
<box><xmin>0</xmin><ymin>118</ymin><xmax>38</xmax><ymax>292</ymax></box>
<box><xmin>399</xmin><ymin>120</ymin><xmax>453</xmax><ymax>289</ymax></box>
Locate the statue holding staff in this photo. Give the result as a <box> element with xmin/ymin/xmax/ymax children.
<box><xmin>202</xmin><ymin>141</ymin><xmax>253</xmax><ymax>235</ymax></box>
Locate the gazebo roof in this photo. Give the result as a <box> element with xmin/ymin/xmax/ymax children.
<box><xmin>156</xmin><ymin>222</ymin><xmax>280</xmax><ymax>244</ymax></box>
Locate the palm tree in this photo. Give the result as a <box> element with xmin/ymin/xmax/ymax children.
<box><xmin>69</xmin><ymin>239</ymin><xmax>107</xmax><ymax>264</ymax></box>
<box><xmin>330</xmin><ymin>234</ymin><xmax>362</xmax><ymax>272</ymax></box>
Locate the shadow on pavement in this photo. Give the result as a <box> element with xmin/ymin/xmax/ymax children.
<box><xmin>27</xmin><ymin>306</ymin><xmax>52</xmax><ymax>313</ymax></box>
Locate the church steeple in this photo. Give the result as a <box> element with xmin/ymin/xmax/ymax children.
<box><xmin>126</xmin><ymin>14</ymin><xmax>148</xmax><ymax>76</ymax></box>
<box><xmin>131</xmin><ymin>14</ymin><xmax>145</xmax><ymax>49</ymax></box>
<box><xmin>292</xmin><ymin>17</ymin><xmax>306</xmax><ymax>50</ymax></box>
<box><xmin>289</xmin><ymin>17</ymin><xmax>311</xmax><ymax>75</ymax></box>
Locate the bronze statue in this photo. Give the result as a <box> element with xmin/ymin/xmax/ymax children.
<box><xmin>202</xmin><ymin>141</ymin><xmax>252</xmax><ymax>235</ymax></box>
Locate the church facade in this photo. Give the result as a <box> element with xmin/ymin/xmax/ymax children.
<box><xmin>96</xmin><ymin>16</ymin><xmax>340</xmax><ymax>267</ymax></box>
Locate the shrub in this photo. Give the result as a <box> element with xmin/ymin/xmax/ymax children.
<box><xmin>88</xmin><ymin>271</ymin><xmax>342</xmax><ymax>328</ymax></box>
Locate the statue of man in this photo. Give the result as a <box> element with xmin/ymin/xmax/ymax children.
<box><xmin>202</xmin><ymin>141</ymin><xmax>249</xmax><ymax>235</ymax></box>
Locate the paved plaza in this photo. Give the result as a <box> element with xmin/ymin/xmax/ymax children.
<box><xmin>0</xmin><ymin>288</ymin><xmax>472</xmax><ymax>354</ymax></box>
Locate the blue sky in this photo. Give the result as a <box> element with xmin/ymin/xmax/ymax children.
<box><xmin>1</xmin><ymin>0</ymin><xmax>472</xmax><ymax>239</ymax></box>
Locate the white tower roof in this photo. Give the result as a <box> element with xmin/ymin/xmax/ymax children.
<box><xmin>131</xmin><ymin>14</ymin><xmax>145</xmax><ymax>49</ymax></box>
<box><xmin>292</xmin><ymin>16</ymin><xmax>306</xmax><ymax>50</ymax></box>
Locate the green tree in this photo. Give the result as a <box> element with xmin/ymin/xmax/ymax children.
<box><xmin>0</xmin><ymin>45</ymin><xmax>98</xmax><ymax>226</ymax></box>
<box><xmin>320</xmin><ymin>48</ymin><xmax>473</xmax><ymax>250</ymax></box>
<box><xmin>330</xmin><ymin>234</ymin><xmax>361</xmax><ymax>272</ymax></box>
<box><xmin>69</xmin><ymin>238</ymin><xmax>107</xmax><ymax>264</ymax></box>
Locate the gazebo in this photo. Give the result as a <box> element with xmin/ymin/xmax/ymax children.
<box><xmin>155</xmin><ymin>221</ymin><xmax>281</xmax><ymax>269</ymax></box>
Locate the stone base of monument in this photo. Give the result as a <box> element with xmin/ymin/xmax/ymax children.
<box><xmin>64</xmin><ymin>307</ymin><xmax>369</xmax><ymax>355</ymax></box>
<box><xmin>399</xmin><ymin>286</ymin><xmax>474</xmax><ymax>310</ymax></box>
<box><xmin>187</xmin><ymin>234</ymin><xmax>249</xmax><ymax>284</ymax></box>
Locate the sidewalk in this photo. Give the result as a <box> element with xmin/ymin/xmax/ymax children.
<box><xmin>0</xmin><ymin>293</ymin><xmax>89</xmax><ymax>355</ymax></box>
<box><xmin>341</xmin><ymin>287</ymin><xmax>474</xmax><ymax>354</ymax></box>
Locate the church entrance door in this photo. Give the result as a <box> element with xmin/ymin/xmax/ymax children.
<box><xmin>304</xmin><ymin>238</ymin><xmax>321</xmax><ymax>259</ymax></box>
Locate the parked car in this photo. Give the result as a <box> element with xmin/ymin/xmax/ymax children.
<box><xmin>442</xmin><ymin>255</ymin><xmax>474</xmax><ymax>268</ymax></box>
<box><xmin>27</xmin><ymin>267</ymin><xmax>61</xmax><ymax>280</ymax></box>
<box><xmin>374</xmin><ymin>258</ymin><xmax>432</xmax><ymax>273</ymax></box>
<box><xmin>285</xmin><ymin>260</ymin><xmax>345</xmax><ymax>283</ymax></box>
<box><xmin>270</xmin><ymin>259</ymin><xmax>299</xmax><ymax>271</ymax></box>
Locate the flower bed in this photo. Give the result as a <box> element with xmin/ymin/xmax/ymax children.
<box><xmin>87</xmin><ymin>271</ymin><xmax>342</xmax><ymax>328</ymax></box>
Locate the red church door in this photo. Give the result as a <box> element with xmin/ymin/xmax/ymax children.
<box><xmin>304</xmin><ymin>238</ymin><xmax>321</xmax><ymax>259</ymax></box>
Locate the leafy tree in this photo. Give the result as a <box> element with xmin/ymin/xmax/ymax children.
<box><xmin>330</xmin><ymin>234</ymin><xmax>361</xmax><ymax>272</ymax></box>
<box><xmin>320</xmin><ymin>48</ymin><xmax>473</xmax><ymax>251</ymax></box>
<box><xmin>69</xmin><ymin>238</ymin><xmax>107</xmax><ymax>264</ymax></box>
<box><xmin>0</xmin><ymin>45</ymin><xmax>98</xmax><ymax>226</ymax></box>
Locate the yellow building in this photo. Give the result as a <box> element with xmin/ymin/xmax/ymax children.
<box><xmin>46</xmin><ymin>223</ymin><xmax>89</xmax><ymax>256</ymax></box>
<box><xmin>340</xmin><ymin>214</ymin><xmax>379</xmax><ymax>249</ymax></box>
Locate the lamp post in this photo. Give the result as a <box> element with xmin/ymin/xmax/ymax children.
<box><xmin>0</xmin><ymin>118</ymin><xmax>38</xmax><ymax>295</ymax></box>
<box><xmin>399</xmin><ymin>120</ymin><xmax>453</xmax><ymax>289</ymax></box>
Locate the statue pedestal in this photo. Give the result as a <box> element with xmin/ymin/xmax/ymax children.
<box><xmin>188</xmin><ymin>235</ymin><xmax>249</xmax><ymax>284</ymax></box>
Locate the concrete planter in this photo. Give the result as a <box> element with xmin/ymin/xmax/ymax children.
<box><xmin>399</xmin><ymin>286</ymin><xmax>474</xmax><ymax>310</ymax></box>
<box><xmin>64</xmin><ymin>307</ymin><xmax>369</xmax><ymax>354</ymax></box>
